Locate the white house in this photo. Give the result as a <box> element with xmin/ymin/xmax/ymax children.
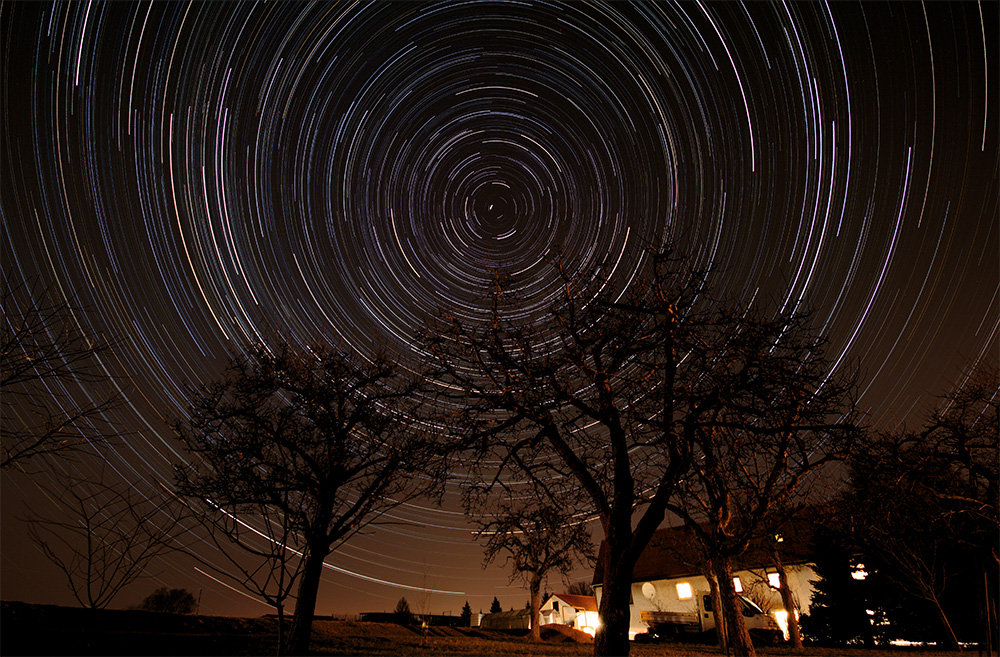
<box><xmin>592</xmin><ymin>521</ymin><xmax>817</xmax><ymax>641</ymax></box>
<box><xmin>539</xmin><ymin>592</ymin><xmax>600</xmax><ymax>636</ymax></box>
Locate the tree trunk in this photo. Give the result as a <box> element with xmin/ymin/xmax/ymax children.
<box><xmin>529</xmin><ymin>574</ymin><xmax>542</xmax><ymax>642</ymax></box>
<box><xmin>774</xmin><ymin>552</ymin><xmax>802</xmax><ymax>648</ymax></box>
<box><xmin>705</xmin><ymin>570</ymin><xmax>728</xmax><ymax>652</ymax></box>
<box><xmin>276</xmin><ymin>602</ymin><xmax>285</xmax><ymax>656</ymax></box>
<box><xmin>713</xmin><ymin>557</ymin><xmax>755</xmax><ymax>657</ymax></box>
<box><xmin>594</xmin><ymin>540</ymin><xmax>633</xmax><ymax>657</ymax></box>
<box><xmin>984</xmin><ymin>569</ymin><xmax>996</xmax><ymax>657</ymax></box>
<box><xmin>928</xmin><ymin>592</ymin><xmax>962</xmax><ymax>652</ymax></box>
<box><xmin>776</xmin><ymin>570</ymin><xmax>802</xmax><ymax>648</ymax></box>
<box><xmin>287</xmin><ymin>547</ymin><xmax>327</xmax><ymax>655</ymax></box>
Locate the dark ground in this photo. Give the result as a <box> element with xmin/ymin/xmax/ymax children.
<box><xmin>1</xmin><ymin>601</ymin><xmax>970</xmax><ymax>656</ymax></box>
<box><xmin>0</xmin><ymin>601</ymin><xmax>596</xmax><ymax>656</ymax></box>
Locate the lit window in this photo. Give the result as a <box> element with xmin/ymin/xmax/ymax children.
<box><xmin>676</xmin><ymin>582</ymin><xmax>693</xmax><ymax>599</ymax></box>
<box><xmin>768</xmin><ymin>572</ymin><xmax>782</xmax><ymax>588</ymax></box>
<box><xmin>851</xmin><ymin>564</ymin><xmax>868</xmax><ymax>580</ymax></box>
<box><xmin>732</xmin><ymin>577</ymin><xmax>743</xmax><ymax>593</ymax></box>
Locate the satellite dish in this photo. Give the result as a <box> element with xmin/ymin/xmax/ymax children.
<box><xmin>641</xmin><ymin>582</ymin><xmax>656</xmax><ymax>600</ymax></box>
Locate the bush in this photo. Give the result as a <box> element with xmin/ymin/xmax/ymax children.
<box><xmin>135</xmin><ymin>587</ymin><xmax>197</xmax><ymax>614</ymax></box>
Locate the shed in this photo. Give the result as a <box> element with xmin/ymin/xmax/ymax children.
<box><xmin>479</xmin><ymin>608</ymin><xmax>532</xmax><ymax>630</ymax></box>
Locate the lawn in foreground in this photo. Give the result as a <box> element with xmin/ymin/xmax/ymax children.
<box><xmin>1</xmin><ymin>602</ymin><xmax>966</xmax><ymax>656</ymax></box>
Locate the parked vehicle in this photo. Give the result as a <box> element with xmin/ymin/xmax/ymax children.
<box><xmin>636</xmin><ymin>593</ymin><xmax>781</xmax><ymax>643</ymax></box>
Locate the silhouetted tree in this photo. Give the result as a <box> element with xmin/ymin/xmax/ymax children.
<box><xmin>24</xmin><ymin>470</ymin><xmax>187</xmax><ymax>609</ymax></box>
<box><xmin>178</xmin><ymin>486</ymin><xmax>305</xmax><ymax>655</ymax></box>
<box><xmin>490</xmin><ymin>597</ymin><xmax>503</xmax><ymax>613</ymax></box>
<box><xmin>799</xmin><ymin>519</ymin><xmax>879</xmax><ymax>647</ymax></box>
<box><xmin>924</xmin><ymin>363</ymin><xmax>999</xmax><ymax>653</ymax></box>
<box><xmin>423</xmin><ymin>249</ymin><xmax>703</xmax><ymax>655</ymax></box>
<box><xmin>175</xmin><ymin>343</ymin><xmax>444</xmax><ymax>654</ymax></box>
<box><xmin>568</xmin><ymin>581</ymin><xmax>595</xmax><ymax>597</ymax></box>
<box><xmin>460</xmin><ymin>601</ymin><xmax>473</xmax><ymax>627</ymax></box>
<box><xmin>469</xmin><ymin>481</ymin><xmax>593</xmax><ymax>641</ymax></box>
<box><xmin>394</xmin><ymin>597</ymin><xmax>413</xmax><ymax>624</ymax></box>
<box><xmin>424</xmin><ymin>247</ymin><xmax>851</xmax><ymax>656</ymax></box>
<box><xmin>663</xmin><ymin>309</ymin><xmax>859</xmax><ymax>655</ymax></box>
<box><xmin>844</xmin><ymin>364</ymin><xmax>998</xmax><ymax>652</ymax></box>
<box><xmin>136</xmin><ymin>587</ymin><xmax>197</xmax><ymax>614</ymax></box>
<box><xmin>2</xmin><ymin>280</ymin><xmax>118</xmax><ymax>470</ymax></box>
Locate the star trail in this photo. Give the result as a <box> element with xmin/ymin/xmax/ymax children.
<box><xmin>2</xmin><ymin>1</ymin><xmax>997</xmax><ymax>617</ymax></box>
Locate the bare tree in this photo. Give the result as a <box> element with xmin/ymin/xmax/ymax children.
<box><xmin>842</xmin><ymin>364</ymin><xmax>1000</xmax><ymax>649</ymax></box>
<box><xmin>469</xmin><ymin>482</ymin><xmax>594</xmax><ymax>641</ymax></box>
<box><xmin>24</xmin><ymin>470</ymin><xmax>187</xmax><ymax>609</ymax></box>
<box><xmin>847</xmin><ymin>431</ymin><xmax>964</xmax><ymax>650</ymax></box>
<box><xmin>923</xmin><ymin>363</ymin><xmax>999</xmax><ymax>652</ymax></box>
<box><xmin>179</xmin><ymin>491</ymin><xmax>305</xmax><ymax>654</ymax></box>
<box><xmin>664</xmin><ymin>309</ymin><xmax>858</xmax><ymax>655</ymax></box>
<box><xmin>2</xmin><ymin>280</ymin><xmax>118</xmax><ymax>470</ymax></box>
<box><xmin>424</xmin><ymin>247</ymin><xmax>807</xmax><ymax>656</ymax></box>
<box><xmin>174</xmin><ymin>343</ymin><xmax>444</xmax><ymax>655</ymax></box>
<box><xmin>845</xmin><ymin>364</ymin><xmax>998</xmax><ymax>652</ymax></box>
<box><xmin>919</xmin><ymin>362</ymin><xmax>998</xmax><ymax>548</ymax></box>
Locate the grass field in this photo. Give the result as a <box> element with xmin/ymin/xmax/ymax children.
<box><xmin>1</xmin><ymin>601</ymin><xmax>968</xmax><ymax>656</ymax></box>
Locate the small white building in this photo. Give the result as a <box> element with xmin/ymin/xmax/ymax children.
<box><xmin>593</xmin><ymin>521</ymin><xmax>817</xmax><ymax>641</ymax></box>
<box><xmin>479</xmin><ymin>608</ymin><xmax>532</xmax><ymax>630</ymax></box>
<box><xmin>539</xmin><ymin>593</ymin><xmax>600</xmax><ymax>636</ymax></box>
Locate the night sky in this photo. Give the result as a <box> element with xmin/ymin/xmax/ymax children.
<box><xmin>2</xmin><ymin>1</ymin><xmax>997</xmax><ymax>618</ymax></box>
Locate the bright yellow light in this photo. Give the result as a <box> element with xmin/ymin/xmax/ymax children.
<box><xmin>851</xmin><ymin>564</ymin><xmax>868</xmax><ymax>580</ymax></box>
<box><xmin>773</xmin><ymin>610</ymin><xmax>789</xmax><ymax>640</ymax></box>
<box><xmin>768</xmin><ymin>572</ymin><xmax>782</xmax><ymax>588</ymax></box>
<box><xmin>676</xmin><ymin>582</ymin><xmax>693</xmax><ymax>599</ymax></box>
<box><xmin>732</xmin><ymin>576</ymin><xmax>743</xmax><ymax>593</ymax></box>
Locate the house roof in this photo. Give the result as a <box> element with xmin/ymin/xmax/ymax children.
<box><xmin>592</xmin><ymin>516</ymin><xmax>814</xmax><ymax>586</ymax></box>
<box><xmin>549</xmin><ymin>593</ymin><xmax>597</xmax><ymax>612</ymax></box>
<box><xmin>482</xmin><ymin>608</ymin><xmax>531</xmax><ymax>621</ymax></box>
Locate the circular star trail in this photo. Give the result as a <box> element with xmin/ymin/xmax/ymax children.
<box><xmin>2</xmin><ymin>1</ymin><xmax>997</xmax><ymax>616</ymax></box>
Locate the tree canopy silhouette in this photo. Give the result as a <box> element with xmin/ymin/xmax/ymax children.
<box><xmin>2</xmin><ymin>280</ymin><xmax>119</xmax><ymax>470</ymax></box>
<box><xmin>469</xmin><ymin>481</ymin><xmax>593</xmax><ymax>641</ymax></box>
<box><xmin>423</xmin><ymin>246</ymin><xmax>857</xmax><ymax>656</ymax></box>
<box><xmin>843</xmin><ymin>363</ymin><xmax>998</xmax><ymax>651</ymax></box>
<box><xmin>24</xmin><ymin>470</ymin><xmax>187</xmax><ymax>610</ymax></box>
<box><xmin>663</xmin><ymin>307</ymin><xmax>858</xmax><ymax>655</ymax></box>
<box><xmin>136</xmin><ymin>587</ymin><xmax>197</xmax><ymax>614</ymax></box>
<box><xmin>175</xmin><ymin>343</ymin><xmax>444</xmax><ymax>654</ymax></box>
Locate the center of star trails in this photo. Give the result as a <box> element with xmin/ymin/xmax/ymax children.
<box><xmin>470</xmin><ymin>182</ymin><xmax>518</xmax><ymax>239</ymax></box>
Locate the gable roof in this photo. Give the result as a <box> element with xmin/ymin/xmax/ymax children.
<box><xmin>549</xmin><ymin>593</ymin><xmax>597</xmax><ymax>612</ymax></box>
<box><xmin>482</xmin><ymin>608</ymin><xmax>531</xmax><ymax>621</ymax></box>
<box><xmin>593</xmin><ymin>517</ymin><xmax>814</xmax><ymax>585</ymax></box>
